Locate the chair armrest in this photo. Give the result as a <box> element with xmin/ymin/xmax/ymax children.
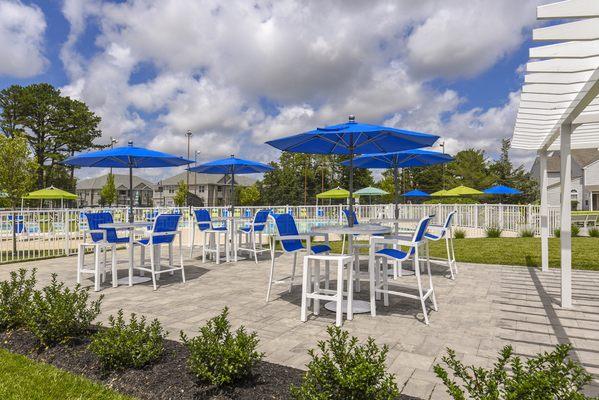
<box><xmin>151</xmin><ymin>230</ymin><xmax>180</xmax><ymax>237</ymax></box>
<box><xmin>275</xmin><ymin>234</ymin><xmax>310</xmax><ymax>241</ymax></box>
<box><xmin>83</xmin><ymin>229</ymin><xmax>106</xmax><ymax>241</ymax></box>
<box><xmin>370</xmin><ymin>236</ymin><xmax>417</xmax><ymax>247</ymax></box>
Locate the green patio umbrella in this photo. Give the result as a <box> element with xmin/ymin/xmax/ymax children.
<box><xmin>354</xmin><ymin>186</ymin><xmax>389</xmax><ymax>205</ymax></box>
<box><xmin>444</xmin><ymin>185</ymin><xmax>483</xmax><ymax>196</ymax></box>
<box><xmin>316</xmin><ymin>187</ymin><xmax>358</xmax><ymax>205</ymax></box>
<box><xmin>22</xmin><ymin>186</ymin><xmax>78</xmax><ymax>209</ymax></box>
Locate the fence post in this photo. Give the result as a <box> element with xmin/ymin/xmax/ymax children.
<box><xmin>64</xmin><ymin>210</ymin><xmax>70</xmax><ymax>256</ymax></box>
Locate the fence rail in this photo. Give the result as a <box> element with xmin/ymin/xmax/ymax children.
<box><xmin>0</xmin><ymin>204</ymin><xmax>560</xmax><ymax>264</ymax></box>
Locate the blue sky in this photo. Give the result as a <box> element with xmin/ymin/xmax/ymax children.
<box><xmin>0</xmin><ymin>0</ymin><xmax>544</xmax><ymax>179</ymax></box>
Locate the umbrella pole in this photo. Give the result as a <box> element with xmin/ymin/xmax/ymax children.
<box><xmin>393</xmin><ymin>166</ymin><xmax>399</xmax><ymax>220</ymax></box>
<box><xmin>129</xmin><ymin>165</ymin><xmax>134</xmax><ymax>223</ymax></box>
<box><xmin>230</xmin><ymin>171</ymin><xmax>235</xmax><ymax>216</ymax></box>
<box><xmin>348</xmin><ymin>136</ymin><xmax>354</xmax><ymax>227</ymax></box>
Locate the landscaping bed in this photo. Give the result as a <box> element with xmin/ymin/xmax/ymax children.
<box><xmin>0</xmin><ymin>327</ymin><xmax>304</xmax><ymax>400</ymax></box>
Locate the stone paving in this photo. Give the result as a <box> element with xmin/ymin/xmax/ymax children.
<box><xmin>2</xmin><ymin>249</ymin><xmax>599</xmax><ymax>399</ymax></box>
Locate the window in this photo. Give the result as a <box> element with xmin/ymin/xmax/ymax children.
<box><xmin>198</xmin><ymin>185</ymin><xmax>205</xmax><ymax>193</ymax></box>
<box><xmin>571</xmin><ymin>189</ymin><xmax>578</xmax><ymax>201</ymax></box>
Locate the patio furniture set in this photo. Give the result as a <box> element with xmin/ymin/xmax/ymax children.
<box><xmin>77</xmin><ymin>206</ymin><xmax>458</xmax><ymax>327</ymax></box>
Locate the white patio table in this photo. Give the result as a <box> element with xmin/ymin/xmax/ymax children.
<box><xmin>98</xmin><ymin>221</ymin><xmax>152</xmax><ymax>286</ymax></box>
<box><xmin>309</xmin><ymin>223</ymin><xmax>391</xmax><ymax>314</ymax></box>
<box><xmin>210</xmin><ymin>216</ymin><xmax>253</xmax><ymax>262</ymax></box>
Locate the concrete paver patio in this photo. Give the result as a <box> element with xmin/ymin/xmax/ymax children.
<box><xmin>2</xmin><ymin>249</ymin><xmax>599</xmax><ymax>399</ymax></box>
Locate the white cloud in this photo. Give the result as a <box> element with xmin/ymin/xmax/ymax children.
<box><xmin>0</xmin><ymin>0</ymin><xmax>47</xmax><ymax>77</ymax></box>
<box><xmin>57</xmin><ymin>0</ymin><xmax>542</xmax><ymax>180</ymax></box>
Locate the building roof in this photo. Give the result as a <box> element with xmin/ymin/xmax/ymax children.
<box><xmin>77</xmin><ymin>174</ymin><xmax>154</xmax><ymax>191</ymax></box>
<box><xmin>531</xmin><ymin>148</ymin><xmax>599</xmax><ymax>175</ymax></box>
<box><xmin>157</xmin><ymin>171</ymin><xmax>255</xmax><ymax>187</ymax></box>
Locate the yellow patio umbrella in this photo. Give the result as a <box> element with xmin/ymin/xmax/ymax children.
<box><xmin>316</xmin><ymin>187</ymin><xmax>358</xmax><ymax>205</ymax></box>
<box><xmin>431</xmin><ymin>189</ymin><xmax>453</xmax><ymax>197</ymax></box>
<box><xmin>444</xmin><ymin>185</ymin><xmax>483</xmax><ymax>196</ymax></box>
<box><xmin>22</xmin><ymin>186</ymin><xmax>78</xmax><ymax>209</ymax></box>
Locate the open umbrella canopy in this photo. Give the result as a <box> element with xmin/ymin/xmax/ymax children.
<box><xmin>62</xmin><ymin>141</ymin><xmax>193</xmax><ymax>221</ymax></box>
<box><xmin>431</xmin><ymin>189</ymin><xmax>453</xmax><ymax>197</ymax></box>
<box><xmin>22</xmin><ymin>186</ymin><xmax>77</xmax><ymax>200</ymax></box>
<box><xmin>354</xmin><ymin>186</ymin><xmax>388</xmax><ymax>196</ymax></box>
<box><xmin>316</xmin><ymin>187</ymin><xmax>357</xmax><ymax>199</ymax></box>
<box><xmin>188</xmin><ymin>156</ymin><xmax>273</xmax><ymax>175</ymax></box>
<box><xmin>189</xmin><ymin>155</ymin><xmax>273</xmax><ymax>215</ymax></box>
<box><xmin>445</xmin><ymin>185</ymin><xmax>483</xmax><ymax>196</ymax></box>
<box><xmin>344</xmin><ymin>149</ymin><xmax>453</xmax><ymax>169</ymax></box>
<box><xmin>484</xmin><ymin>185</ymin><xmax>522</xmax><ymax>195</ymax></box>
<box><xmin>402</xmin><ymin>189</ymin><xmax>430</xmax><ymax>198</ymax></box>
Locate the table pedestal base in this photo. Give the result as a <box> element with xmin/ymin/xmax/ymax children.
<box><xmin>324</xmin><ymin>300</ymin><xmax>370</xmax><ymax>314</ymax></box>
<box><xmin>118</xmin><ymin>276</ymin><xmax>152</xmax><ymax>285</ymax></box>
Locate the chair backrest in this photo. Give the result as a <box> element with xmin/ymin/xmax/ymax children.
<box><xmin>444</xmin><ymin>211</ymin><xmax>456</xmax><ymax>229</ymax></box>
<box><xmin>343</xmin><ymin>209</ymin><xmax>359</xmax><ymax>225</ymax></box>
<box><xmin>409</xmin><ymin>216</ymin><xmax>432</xmax><ymax>255</ymax></box>
<box><xmin>252</xmin><ymin>209</ymin><xmax>270</xmax><ymax>232</ymax></box>
<box><xmin>272</xmin><ymin>213</ymin><xmax>302</xmax><ymax>253</ymax></box>
<box><xmin>151</xmin><ymin>213</ymin><xmax>181</xmax><ymax>244</ymax></box>
<box><xmin>85</xmin><ymin>212</ymin><xmax>117</xmax><ymax>243</ymax></box>
<box><xmin>193</xmin><ymin>209</ymin><xmax>212</xmax><ymax>231</ymax></box>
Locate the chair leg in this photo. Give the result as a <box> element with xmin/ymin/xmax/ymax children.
<box><xmin>266</xmin><ymin>247</ymin><xmax>276</xmax><ymax>302</ymax></box>
<box><xmin>347</xmin><ymin>257</ymin><xmax>354</xmax><ymax>321</ymax></box>
<box><xmin>94</xmin><ymin>245</ymin><xmax>101</xmax><ymax>292</ymax></box>
<box><xmin>414</xmin><ymin>249</ymin><xmax>429</xmax><ymax>325</ymax></box>
<box><xmin>450</xmin><ymin>236</ymin><xmax>457</xmax><ymax>274</ymax></box>
<box><xmin>180</xmin><ymin>235</ymin><xmax>186</xmax><ymax>283</ymax></box>
<box><xmin>111</xmin><ymin>244</ymin><xmax>118</xmax><ymax>288</ymax></box>
<box><xmin>169</xmin><ymin>242</ymin><xmax>174</xmax><ymax>275</ymax></box>
<box><xmin>383</xmin><ymin>258</ymin><xmax>389</xmax><ymax>307</ymax></box>
<box><xmin>427</xmin><ymin>241</ymin><xmax>438</xmax><ymax>312</ymax></box>
<box><xmin>101</xmin><ymin>247</ymin><xmax>107</xmax><ymax>283</ymax></box>
<box><xmin>445</xmin><ymin>236</ymin><xmax>455</xmax><ymax>279</ymax></box>
<box><xmin>77</xmin><ymin>244</ymin><xmax>84</xmax><ymax>284</ymax></box>
<box><xmin>341</xmin><ymin>234</ymin><xmax>346</xmax><ymax>254</ymax></box>
<box><xmin>150</xmin><ymin>245</ymin><xmax>157</xmax><ymax>291</ymax></box>
<box><xmin>369</xmin><ymin>252</ymin><xmax>377</xmax><ymax>317</ymax></box>
<box><xmin>336</xmin><ymin>259</ymin><xmax>343</xmax><ymax>327</ymax></box>
<box><xmin>140</xmin><ymin>246</ymin><xmax>146</xmax><ymax>276</ymax></box>
<box><xmin>216</xmin><ymin>235</ymin><xmax>221</xmax><ymax>264</ymax></box>
<box><xmin>375</xmin><ymin>257</ymin><xmax>382</xmax><ymax>301</ymax></box>
<box><xmin>324</xmin><ymin>260</ymin><xmax>330</xmax><ymax>290</ymax></box>
<box><xmin>189</xmin><ymin>224</ymin><xmax>195</xmax><ymax>259</ymax></box>
<box><xmin>289</xmin><ymin>252</ymin><xmax>297</xmax><ymax>293</ymax></box>
<box><xmin>313</xmin><ymin>260</ymin><xmax>320</xmax><ymax>316</ymax></box>
<box><xmin>253</xmin><ymin>234</ymin><xmax>258</xmax><ymax>263</ymax></box>
<box><xmin>300</xmin><ymin>257</ymin><xmax>309</xmax><ymax>322</ymax></box>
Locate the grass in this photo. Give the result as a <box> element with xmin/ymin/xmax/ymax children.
<box><xmin>325</xmin><ymin>237</ymin><xmax>599</xmax><ymax>271</ymax></box>
<box><xmin>0</xmin><ymin>348</ymin><xmax>133</xmax><ymax>400</ymax></box>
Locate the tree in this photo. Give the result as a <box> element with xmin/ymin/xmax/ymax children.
<box><xmin>488</xmin><ymin>138</ymin><xmax>538</xmax><ymax>203</ymax></box>
<box><xmin>173</xmin><ymin>181</ymin><xmax>188</xmax><ymax>207</ymax></box>
<box><xmin>0</xmin><ymin>135</ymin><xmax>38</xmax><ymax>253</ymax></box>
<box><xmin>100</xmin><ymin>173</ymin><xmax>117</xmax><ymax>206</ymax></box>
<box><xmin>0</xmin><ymin>83</ymin><xmax>102</xmax><ymax>190</ymax></box>
<box><xmin>238</xmin><ymin>184</ymin><xmax>260</xmax><ymax>206</ymax></box>
<box><xmin>446</xmin><ymin>149</ymin><xmax>496</xmax><ymax>190</ymax></box>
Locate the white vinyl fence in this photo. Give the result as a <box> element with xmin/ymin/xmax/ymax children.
<box><xmin>0</xmin><ymin>204</ymin><xmax>559</xmax><ymax>264</ymax></box>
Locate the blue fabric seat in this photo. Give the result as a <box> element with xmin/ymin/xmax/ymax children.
<box><xmin>190</xmin><ymin>209</ymin><xmax>229</xmax><ymax>263</ymax></box>
<box><xmin>424</xmin><ymin>232</ymin><xmax>440</xmax><ymax>240</ymax></box>
<box><xmin>423</xmin><ymin>211</ymin><xmax>457</xmax><ymax>279</ymax></box>
<box><xmin>376</xmin><ymin>248</ymin><xmax>409</xmax><ymax>260</ymax></box>
<box><xmin>84</xmin><ymin>212</ymin><xmax>128</xmax><ymax>244</ymax></box>
<box><xmin>237</xmin><ymin>209</ymin><xmax>272</xmax><ymax>263</ymax></box>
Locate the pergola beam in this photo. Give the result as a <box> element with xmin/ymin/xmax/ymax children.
<box><xmin>530</xmin><ymin>39</ymin><xmax>599</xmax><ymax>58</ymax></box>
<box><xmin>533</xmin><ymin>18</ymin><xmax>599</xmax><ymax>41</ymax></box>
<box><xmin>538</xmin><ymin>0</ymin><xmax>599</xmax><ymax>19</ymax></box>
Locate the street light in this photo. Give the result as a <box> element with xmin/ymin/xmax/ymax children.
<box><xmin>185</xmin><ymin>130</ymin><xmax>192</xmax><ymax>206</ymax></box>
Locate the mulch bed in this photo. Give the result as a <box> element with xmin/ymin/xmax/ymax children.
<box><xmin>0</xmin><ymin>328</ymin><xmax>420</xmax><ymax>400</ymax></box>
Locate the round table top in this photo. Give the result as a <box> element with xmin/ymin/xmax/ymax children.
<box><xmin>310</xmin><ymin>223</ymin><xmax>391</xmax><ymax>235</ymax></box>
<box><xmin>369</xmin><ymin>217</ymin><xmax>421</xmax><ymax>224</ymax></box>
<box><xmin>99</xmin><ymin>222</ymin><xmax>153</xmax><ymax>229</ymax></box>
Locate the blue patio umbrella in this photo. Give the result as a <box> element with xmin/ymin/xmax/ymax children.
<box><xmin>188</xmin><ymin>155</ymin><xmax>273</xmax><ymax>215</ymax></box>
<box><xmin>484</xmin><ymin>185</ymin><xmax>522</xmax><ymax>195</ymax></box>
<box><xmin>266</xmin><ymin>116</ymin><xmax>439</xmax><ymax>225</ymax></box>
<box><xmin>342</xmin><ymin>148</ymin><xmax>452</xmax><ymax>218</ymax></box>
<box><xmin>63</xmin><ymin>140</ymin><xmax>193</xmax><ymax>221</ymax></box>
<box><xmin>402</xmin><ymin>189</ymin><xmax>431</xmax><ymax>198</ymax></box>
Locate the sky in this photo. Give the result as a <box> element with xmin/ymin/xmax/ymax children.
<box><xmin>0</xmin><ymin>0</ymin><xmax>547</xmax><ymax>181</ymax></box>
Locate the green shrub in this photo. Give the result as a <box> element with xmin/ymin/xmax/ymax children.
<box><xmin>589</xmin><ymin>228</ymin><xmax>599</xmax><ymax>238</ymax></box>
<box><xmin>26</xmin><ymin>274</ymin><xmax>102</xmax><ymax>347</ymax></box>
<box><xmin>485</xmin><ymin>226</ymin><xmax>502</xmax><ymax>238</ymax></box>
<box><xmin>519</xmin><ymin>228</ymin><xmax>534</xmax><ymax>238</ymax></box>
<box><xmin>89</xmin><ymin>310</ymin><xmax>166</xmax><ymax>371</ymax></box>
<box><xmin>181</xmin><ymin>307</ymin><xmax>262</xmax><ymax>386</ymax></box>
<box><xmin>554</xmin><ymin>225</ymin><xmax>581</xmax><ymax>238</ymax></box>
<box><xmin>291</xmin><ymin>326</ymin><xmax>399</xmax><ymax>400</ymax></box>
<box><xmin>554</xmin><ymin>228</ymin><xmax>561</xmax><ymax>238</ymax></box>
<box><xmin>434</xmin><ymin>344</ymin><xmax>593</xmax><ymax>399</ymax></box>
<box><xmin>0</xmin><ymin>268</ymin><xmax>36</xmax><ymax>331</ymax></box>
<box><xmin>453</xmin><ymin>229</ymin><xmax>466</xmax><ymax>239</ymax></box>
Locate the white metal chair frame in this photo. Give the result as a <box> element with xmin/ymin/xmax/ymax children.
<box><xmin>134</xmin><ymin>216</ymin><xmax>185</xmax><ymax>291</ymax></box>
<box><xmin>189</xmin><ymin>212</ymin><xmax>229</xmax><ymax>264</ymax></box>
<box><xmin>301</xmin><ymin>254</ymin><xmax>354</xmax><ymax>327</ymax></box>
<box><xmin>77</xmin><ymin>229</ymin><xmax>118</xmax><ymax>292</ymax></box>
<box><xmin>266</xmin><ymin>216</ymin><xmax>331</xmax><ymax>302</ymax></box>
<box><xmin>424</xmin><ymin>211</ymin><xmax>457</xmax><ymax>279</ymax></box>
<box><xmin>237</xmin><ymin>214</ymin><xmax>271</xmax><ymax>263</ymax></box>
<box><xmin>368</xmin><ymin>216</ymin><xmax>438</xmax><ymax>325</ymax></box>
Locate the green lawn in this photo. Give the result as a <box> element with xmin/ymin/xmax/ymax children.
<box><xmin>326</xmin><ymin>237</ymin><xmax>599</xmax><ymax>271</ymax></box>
<box><xmin>0</xmin><ymin>348</ymin><xmax>133</xmax><ymax>400</ymax></box>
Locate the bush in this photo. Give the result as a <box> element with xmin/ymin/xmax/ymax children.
<box><xmin>554</xmin><ymin>225</ymin><xmax>581</xmax><ymax>238</ymax></box>
<box><xmin>26</xmin><ymin>274</ymin><xmax>102</xmax><ymax>347</ymax></box>
<box><xmin>453</xmin><ymin>229</ymin><xmax>466</xmax><ymax>239</ymax></box>
<box><xmin>291</xmin><ymin>326</ymin><xmax>399</xmax><ymax>400</ymax></box>
<box><xmin>519</xmin><ymin>228</ymin><xmax>534</xmax><ymax>238</ymax></box>
<box><xmin>589</xmin><ymin>227</ymin><xmax>599</xmax><ymax>238</ymax></box>
<box><xmin>90</xmin><ymin>310</ymin><xmax>166</xmax><ymax>371</ymax></box>
<box><xmin>485</xmin><ymin>226</ymin><xmax>502</xmax><ymax>238</ymax></box>
<box><xmin>181</xmin><ymin>307</ymin><xmax>262</xmax><ymax>386</ymax></box>
<box><xmin>0</xmin><ymin>268</ymin><xmax>36</xmax><ymax>331</ymax></box>
<box><xmin>434</xmin><ymin>344</ymin><xmax>593</xmax><ymax>399</ymax></box>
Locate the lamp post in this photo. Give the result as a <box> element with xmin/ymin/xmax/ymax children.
<box><xmin>186</xmin><ymin>130</ymin><xmax>192</xmax><ymax>206</ymax></box>
<box><xmin>194</xmin><ymin>150</ymin><xmax>201</xmax><ymax>195</ymax></box>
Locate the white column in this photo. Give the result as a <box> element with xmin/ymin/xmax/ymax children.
<box><xmin>540</xmin><ymin>150</ymin><xmax>549</xmax><ymax>272</ymax></box>
<box><xmin>559</xmin><ymin>123</ymin><xmax>572</xmax><ymax>308</ymax></box>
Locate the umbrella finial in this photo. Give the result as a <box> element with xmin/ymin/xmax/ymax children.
<box><xmin>230</xmin><ymin>154</ymin><xmax>235</xmax><ymax>158</ymax></box>
<box><xmin>348</xmin><ymin>115</ymin><xmax>355</xmax><ymax>123</ymax></box>
<box><xmin>128</xmin><ymin>140</ymin><xmax>133</xmax><ymax>146</ymax></box>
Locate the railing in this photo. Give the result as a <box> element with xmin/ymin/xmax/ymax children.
<box><xmin>0</xmin><ymin>204</ymin><xmax>560</xmax><ymax>264</ymax></box>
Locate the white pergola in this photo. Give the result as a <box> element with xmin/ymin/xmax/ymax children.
<box><xmin>511</xmin><ymin>0</ymin><xmax>599</xmax><ymax>307</ymax></box>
